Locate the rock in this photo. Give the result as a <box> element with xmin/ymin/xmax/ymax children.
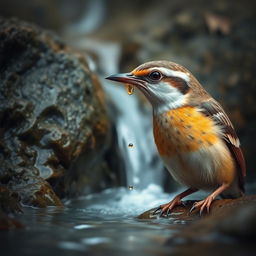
<box><xmin>0</xmin><ymin>17</ymin><xmax>121</xmax><ymax>210</ymax></box>
<box><xmin>0</xmin><ymin>186</ymin><xmax>22</xmax><ymax>214</ymax></box>
<box><xmin>154</xmin><ymin>195</ymin><xmax>256</xmax><ymax>254</ymax></box>
<box><xmin>138</xmin><ymin>195</ymin><xmax>256</xmax><ymax>222</ymax></box>
<box><xmin>0</xmin><ymin>186</ymin><xmax>24</xmax><ymax>229</ymax></box>
<box><xmin>139</xmin><ymin>195</ymin><xmax>256</xmax><ymax>254</ymax></box>
<box><xmin>218</xmin><ymin>205</ymin><xmax>256</xmax><ymax>239</ymax></box>
<box><xmin>137</xmin><ymin>200</ymin><xmax>200</xmax><ymax>222</ymax></box>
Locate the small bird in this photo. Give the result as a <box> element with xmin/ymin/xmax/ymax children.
<box><xmin>106</xmin><ymin>60</ymin><xmax>246</xmax><ymax>215</ymax></box>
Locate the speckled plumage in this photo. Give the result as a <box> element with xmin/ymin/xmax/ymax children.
<box><xmin>153</xmin><ymin>106</ymin><xmax>219</xmax><ymax>156</ymax></box>
<box><xmin>153</xmin><ymin>106</ymin><xmax>239</xmax><ymax>196</ymax></box>
<box><xmin>106</xmin><ymin>60</ymin><xmax>246</xmax><ymax>214</ymax></box>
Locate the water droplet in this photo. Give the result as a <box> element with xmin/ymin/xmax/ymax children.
<box><xmin>126</xmin><ymin>84</ymin><xmax>134</xmax><ymax>95</ymax></box>
<box><xmin>128</xmin><ymin>185</ymin><xmax>134</xmax><ymax>190</ymax></box>
<box><xmin>128</xmin><ymin>143</ymin><xmax>134</xmax><ymax>148</ymax></box>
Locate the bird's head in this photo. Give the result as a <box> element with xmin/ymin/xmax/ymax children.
<box><xmin>106</xmin><ymin>61</ymin><xmax>203</xmax><ymax>115</ymax></box>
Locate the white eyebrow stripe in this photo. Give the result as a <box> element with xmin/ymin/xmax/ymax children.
<box><xmin>149</xmin><ymin>67</ymin><xmax>190</xmax><ymax>82</ymax></box>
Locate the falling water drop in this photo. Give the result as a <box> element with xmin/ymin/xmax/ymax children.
<box><xmin>126</xmin><ymin>84</ymin><xmax>134</xmax><ymax>95</ymax></box>
<box><xmin>128</xmin><ymin>143</ymin><xmax>134</xmax><ymax>148</ymax></box>
<box><xmin>128</xmin><ymin>185</ymin><xmax>134</xmax><ymax>190</ymax></box>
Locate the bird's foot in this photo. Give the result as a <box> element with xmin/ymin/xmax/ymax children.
<box><xmin>153</xmin><ymin>197</ymin><xmax>183</xmax><ymax>217</ymax></box>
<box><xmin>190</xmin><ymin>195</ymin><xmax>215</xmax><ymax>215</ymax></box>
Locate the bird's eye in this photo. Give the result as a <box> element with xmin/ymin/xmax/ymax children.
<box><xmin>149</xmin><ymin>71</ymin><xmax>162</xmax><ymax>81</ymax></box>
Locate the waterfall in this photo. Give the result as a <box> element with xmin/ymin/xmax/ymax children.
<box><xmin>95</xmin><ymin>43</ymin><xmax>164</xmax><ymax>190</ymax></box>
<box><xmin>63</xmin><ymin>0</ymin><xmax>165</xmax><ymax>190</ymax></box>
<box><xmin>103</xmin><ymin>80</ymin><xmax>164</xmax><ymax>189</ymax></box>
<box><xmin>63</xmin><ymin>2</ymin><xmax>172</xmax><ymax>213</ymax></box>
<box><xmin>72</xmin><ymin>36</ymin><xmax>164</xmax><ymax>190</ymax></box>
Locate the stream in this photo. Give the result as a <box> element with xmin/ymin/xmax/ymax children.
<box><xmin>2</xmin><ymin>186</ymin><xmax>186</xmax><ymax>256</ymax></box>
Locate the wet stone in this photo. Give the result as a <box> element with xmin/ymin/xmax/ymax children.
<box><xmin>164</xmin><ymin>195</ymin><xmax>256</xmax><ymax>254</ymax></box>
<box><xmin>0</xmin><ymin>17</ymin><xmax>121</xmax><ymax>211</ymax></box>
<box><xmin>138</xmin><ymin>195</ymin><xmax>256</xmax><ymax>224</ymax></box>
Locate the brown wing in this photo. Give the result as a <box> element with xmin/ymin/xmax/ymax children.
<box><xmin>199</xmin><ymin>99</ymin><xmax>246</xmax><ymax>191</ymax></box>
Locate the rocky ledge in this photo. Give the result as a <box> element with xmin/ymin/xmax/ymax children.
<box><xmin>139</xmin><ymin>195</ymin><xmax>256</xmax><ymax>254</ymax></box>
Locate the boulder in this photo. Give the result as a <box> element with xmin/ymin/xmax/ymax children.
<box><xmin>0</xmin><ymin>17</ymin><xmax>123</xmax><ymax>210</ymax></box>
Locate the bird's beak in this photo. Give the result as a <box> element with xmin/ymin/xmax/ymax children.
<box><xmin>105</xmin><ymin>73</ymin><xmax>145</xmax><ymax>88</ymax></box>
<box><xmin>106</xmin><ymin>73</ymin><xmax>133</xmax><ymax>83</ymax></box>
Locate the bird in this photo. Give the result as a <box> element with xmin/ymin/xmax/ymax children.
<box><xmin>106</xmin><ymin>60</ymin><xmax>246</xmax><ymax>215</ymax></box>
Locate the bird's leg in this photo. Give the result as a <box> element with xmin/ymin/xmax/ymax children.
<box><xmin>190</xmin><ymin>183</ymin><xmax>230</xmax><ymax>215</ymax></box>
<box><xmin>153</xmin><ymin>188</ymin><xmax>198</xmax><ymax>216</ymax></box>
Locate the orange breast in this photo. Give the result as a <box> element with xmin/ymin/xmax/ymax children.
<box><xmin>153</xmin><ymin>106</ymin><xmax>219</xmax><ymax>157</ymax></box>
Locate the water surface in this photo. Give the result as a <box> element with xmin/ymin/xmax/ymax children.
<box><xmin>2</xmin><ymin>185</ymin><xmax>185</xmax><ymax>256</ymax></box>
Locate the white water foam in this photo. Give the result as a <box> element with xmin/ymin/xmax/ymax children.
<box><xmin>69</xmin><ymin>184</ymin><xmax>177</xmax><ymax>217</ymax></box>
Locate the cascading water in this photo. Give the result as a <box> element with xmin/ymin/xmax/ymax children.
<box><xmin>77</xmin><ymin>40</ymin><xmax>165</xmax><ymax>190</ymax></box>
<box><xmin>63</xmin><ymin>1</ymin><xmax>175</xmax><ymax>215</ymax></box>
<box><xmin>103</xmin><ymin>70</ymin><xmax>164</xmax><ymax>190</ymax></box>
<box><xmin>69</xmin><ymin>37</ymin><xmax>174</xmax><ymax>215</ymax></box>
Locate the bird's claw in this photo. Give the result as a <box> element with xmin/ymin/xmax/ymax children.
<box><xmin>159</xmin><ymin>208</ymin><xmax>169</xmax><ymax>217</ymax></box>
<box><xmin>153</xmin><ymin>199</ymin><xmax>182</xmax><ymax>217</ymax></box>
<box><xmin>159</xmin><ymin>209</ymin><xmax>165</xmax><ymax>217</ymax></box>
<box><xmin>166</xmin><ymin>208</ymin><xmax>171</xmax><ymax>217</ymax></box>
<box><xmin>155</xmin><ymin>207</ymin><xmax>168</xmax><ymax>217</ymax></box>
<box><xmin>152</xmin><ymin>206</ymin><xmax>162</xmax><ymax>215</ymax></box>
<box><xmin>190</xmin><ymin>198</ymin><xmax>213</xmax><ymax>215</ymax></box>
<box><xmin>152</xmin><ymin>205</ymin><xmax>169</xmax><ymax>217</ymax></box>
<box><xmin>189</xmin><ymin>203</ymin><xmax>197</xmax><ymax>213</ymax></box>
<box><xmin>190</xmin><ymin>202</ymin><xmax>205</xmax><ymax>215</ymax></box>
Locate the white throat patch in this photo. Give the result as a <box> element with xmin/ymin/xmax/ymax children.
<box><xmin>146</xmin><ymin>81</ymin><xmax>187</xmax><ymax>115</ymax></box>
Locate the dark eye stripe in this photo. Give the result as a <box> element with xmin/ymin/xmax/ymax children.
<box><xmin>166</xmin><ymin>77</ymin><xmax>189</xmax><ymax>94</ymax></box>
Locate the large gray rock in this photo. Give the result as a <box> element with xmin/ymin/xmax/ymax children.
<box><xmin>0</xmin><ymin>17</ymin><xmax>123</xmax><ymax>210</ymax></box>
